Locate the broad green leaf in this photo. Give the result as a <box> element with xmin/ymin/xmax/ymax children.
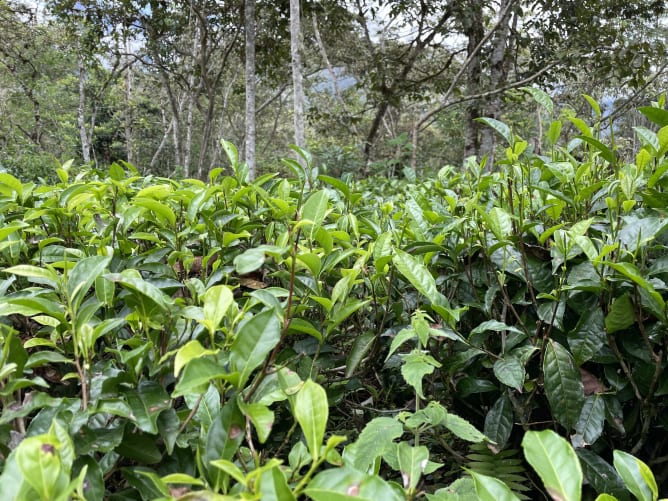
<box><xmin>305</xmin><ymin>466</ymin><xmax>403</xmax><ymax>501</ymax></box>
<box><xmin>202</xmin><ymin>285</ymin><xmax>234</xmax><ymax>333</ymax></box>
<box><xmin>230</xmin><ymin>308</ymin><xmax>281</xmax><ymax>388</ymax></box>
<box><xmin>634</xmin><ymin>126</ymin><xmax>660</xmax><ymax>154</ymax></box>
<box><xmin>583</xmin><ymin>94</ymin><xmax>601</xmax><ymax>117</ymax></box>
<box><xmin>406</xmin><ymin>197</ymin><xmax>429</xmax><ymax>240</ymax></box>
<box><xmin>15</xmin><ymin>435</ymin><xmax>69</xmax><ymax>500</ymax></box>
<box><xmin>174</xmin><ymin>340</ymin><xmax>217</xmax><ymax>377</ymax></box>
<box><xmin>301</xmin><ymin>189</ymin><xmax>330</xmax><ymax>238</ymax></box>
<box><xmin>345</xmin><ymin>331</ymin><xmax>375</xmax><ymax>378</ymax></box>
<box><xmin>295</xmin><ymin>379</ymin><xmax>328</xmax><ymax>462</ymax></box>
<box><xmin>574</xmin><ymin>395</ymin><xmax>605</xmax><ymax>446</ymax></box>
<box><xmin>221</xmin><ymin>139</ymin><xmax>239</xmax><ymax>167</ymax></box>
<box><xmin>483</xmin><ymin>207</ymin><xmax>513</xmax><ymax>241</ymax></box>
<box><xmin>133</xmin><ymin>197</ymin><xmax>176</xmax><ymax>226</ymax></box>
<box><xmin>493</xmin><ymin>356</ymin><xmax>525</xmax><ymax>391</ymax></box>
<box><xmin>568</xmin><ymin>308</ymin><xmax>606</xmax><ymax>365</ymax></box>
<box><xmin>613</xmin><ymin>450</ymin><xmax>658</xmax><ymax>501</ymax></box>
<box><xmin>397</xmin><ymin>442</ymin><xmax>430</xmax><ymax>490</ymax></box>
<box><xmin>469</xmin><ymin>470</ymin><xmax>520</xmax><ymax>501</ymax></box>
<box><xmin>427</xmin><ymin>477</ymin><xmax>477</xmax><ymax>501</ymax></box>
<box><xmin>67</xmin><ymin>255</ymin><xmax>112</xmax><ymax>312</ymax></box>
<box><xmin>577</xmin><ymin>136</ymin><xmax>616</xmax><ymax>166</ymax></box>
<box><xmin>123</xmin><ymin>381</ymin><xmax>171</xmax><ymax>434</ymax></box>
<box><xmin>204</xmin><ymin>399</ymin><xmax>245</xmax><ymax>474</ymax></box>
<box><xmin>172</xmin><ymin>358</ymin><xmax>234</xmax><ymax>398</ymax></box>
<box><xmin>393</xmin><ymin>248</ymin><xmax>446</xmax><ymax>307</ymax></box>
<box><xmin>605</xmin><ymin>294</ymin><xmax>635</xmax><ymax>334</ymax></box>
<box><xmin>547</xmin><ymin>120</ymin><xmax>563</xmax><ymax>146</ymax></box>
<box><xmin>444</xmin><ymin>411</ymin><xmax>486</xmax><ymax>443</ymax></box>
<box><xmin>484</xmin><ymin>393</ymin><xmax>513</xmax><ymax>449</ymax></box>
<box><xmin>104</xmin><ymin>271</ymin><xmax>173</xmax><ymax>311</ymax></box>
<box><xmin>638</xmin><ymin>106</ymin><xmax>668</xmax><ymax>128</ymax></box>
<box><xmin>476</xmin><ymin>117</ymin><xmax>514</xmax><ymax>146</ymax></box>
<box><xmin>522</xmin><ymin>429</ymin><xmax>582</xmax><ymax>501</ymax></box>
<box><xmin>346</xmin><ymin>417</ymin><xmax>403</xmax><ymax>471</ymax></box>
<box><xmin>318</xmin><ymin>174</ymin><xmax>351</xmax><ymax>199</ymax></box>
<box><xmin>260</xmin><ymin>466</ymin><xmax>295</xmax><ymax>501</ymax></box>
<box><xmin>577</xmin><ymin>449</ymin><xmax>629</xmax><ymax>501</ymax></box>
<box><xmin>233</xmin><ymin>247</ymin><xmax>266</xmax><ymax>275</ymax></box>
<box><xmin>523</xmin><ymin>87</ymin><xmax>554</xmax><ymax>115</ymax></box>
<box><xmin>3</xmin><ymin>264</ymin><xmax>59</xmax><ymax>287</ymax></box>
<box><xmin>543</xmin><ymin>340</ymin><xmax>584</xmax><ymax>431</ymax></box>
<box><xmin>401</xmin><ymin>350</ymin><xmax>441</xmax><ymax>399</ymax></box>
<box><xmin>238</xmin><ymin>400</ymin><xmax>274</xmax><ymax>443</ymax></box>
<box><xmin>605</xmin><ymin>262</ymin><xmax>665</xmax><ymax>313</ymax></box>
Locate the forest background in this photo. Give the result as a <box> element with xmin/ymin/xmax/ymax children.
<box><xmin>0</xmin><ymin>0</ymin><xmax>666</xmax><ymax>181</ymax></box>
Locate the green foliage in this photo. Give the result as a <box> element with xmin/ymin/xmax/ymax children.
<box><xmin>2</xmin><ymin>98</ymin><xmax>668</xmax><ymax>498</ymax></box>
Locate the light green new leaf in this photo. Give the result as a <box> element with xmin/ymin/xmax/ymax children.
<box><xmin>172</xmin><ymin>358</ymin><xmax>234</xmax><ymax>398</ymax></box>
<box><xmin>397</xmin><ymin>442</ymin><xmax>431</xmax><ymax>490</ymax></box>
<box><xmin>230</xmin><ymin>308</ymin><xmax>281</xmax><ymax>388</ymax></box>
<box><xmin>104</xmin><ymin>271</ymin><xmax>173</xmax><ymax>311</ymax></box>
<box><xmin>523</xmin><ymin>86</ymin><xmax>554</xmax><ymax>115</ymax></box>
<box><xmin>305</xmin><ymin>466</ymin><xmax>403</xmax><ymax>501</ymax></box>
<box><xmin>613</xmin><ymin>450</ymin><xmax>658</xmax><ymax>501</ymax></box>
<box><xmin>301</xmin><ymin>189</ymin><xmax>330</xmax><ymax>238</ymax></box>
<box><xmin>522</xmin><ymin>429</ymin><xmax>582</xmax><ymax>501</ymax></box>
<box><xmin>476</xmin><ymin>117</ymin><xmax>514</xmax><ymax>146</ymax></box>
<box><xmin>469</xmin><ymin>470</ymin><xmax>520</xmax><ymax>501</ymax></box>
<box><xmin>346</xmin><ymin>417</ymin><xmax>403</xmax><ymax>472</ymax></box>
<box><xmin>67</xmin><ymin>255</ymin><xmax>111</xmax><ymax>312</ymax></box>
<box><xmin>133</xmin><ymin>197</ymin><xmax>176</xmax><ymax>226</ymax></box>
<box><xmin>444</xmin><ymin>411</ymin><xmax>486</xmax><ymax>443</ymax></box>
<box><xmin>401</xmin><ymin>350</ymin><xmax>441</xmax><ymax>399</ymax></box>
<box><xmin>605</xmin><ymin>262</ymin><xmax>665</xmax><ymax>313</ymax></box>
<box><xmin>202</xmin><ymin>285</ymin><xmax>234</xmax><ymax>333</ymax></box>
<box><xmin>260</xmin><ymin>466</ymin><xmax>295</xmax><ymax>501</ymax></box>
<box><xmin>543</xmin><ymin>340</ymin><xmax>584</xmax><ymax>431</ymax></box>
<box><xmin>345</xmin><ymin>331</ymin><xmax>375</xmax><ymax>378</ymax></box>
<box><xmin>15</xmin><ymin>435</ymin><xmax>69</xmax><ymax>501</ymax></box>
<box><xmin>295</xmin><ymin>379</ymin><xmax>328</xmax><ymax>462</ymax></box>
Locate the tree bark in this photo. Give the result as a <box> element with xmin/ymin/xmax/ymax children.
<box><xmin>77</xmin><ymin>50</ymin><xmax>91</xmax><ymax>164</ymax></box>
<box><xmin>245</xmin><ymin>0</ymin><xmax>256</xmax><ymax>180</ymax></box>
<box><xmin>290</xmin><ymin>0</ymin><xmax>306</xmax><ymax>167</ymax></box>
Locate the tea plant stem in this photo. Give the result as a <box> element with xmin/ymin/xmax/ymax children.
<box><xmin>178</xmin><ymin>393</ymin><xmax>203</xmax><ymax>434</ymax></box>
<box><xmin>74</xmin><ymin>357</ymin><xmax>88</xmax><ymax>411</ymax></box>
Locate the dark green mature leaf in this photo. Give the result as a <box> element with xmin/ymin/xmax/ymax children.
<box><xmin>230</xmin><ymin>308</ymin><xmax>281</xmax><ymax>388</ymax></box>
<box><xmin>568</xmin><ymin>308</ymin><xmax>606</xmax><ymax>365</ymax></box>
<box><xmin>613</xmin><ymin>450</ymin><xmax>658</xmax><ymax>501</ymax></box>
<box><xmin>444</xmin><ymin>412</ymin><xmax>486</xmax><ymax>443</ymax></box>
<box><xmin>522</xmin><ymin>429</ymin><xmax>582</xmax><ymax>501</ymax></box>
<box><xmin>427</xmin><ymin>477</ymin><xmax>477</xmax><ymax>501</ymax></box>
<box><xmin>576</xmin><ymin>449</ymin><xmax>629</xmax><ymax>501</ymax></box>
<box><xmin>577</xmin><ymin>136</ymin><xmax>616</xmax><ymax>166</ymax></box>
<box><xmin>345</xmin><ymin>331</ymin><xmax>375</xmax><ymax>378</ymax></box>
<box><xmin>104</xmin><ymin>271</ymin><xmax>173</xmax><ymax>311</ymax></box>
<box><xmin>485</xmin><ymin>394</ymin><xmax>513</xmax><ymax>449</ymax></box>
<box><xmin>305</xmin><ymin>466</ymin><xmax>403</xmax><ymax>501</ymax></box>
<box><xmin>123</xmin><ymin>381</ymin><xmax>171</xmax><ymax>434</ymax></box>
<box><xmin>605</xmin><ymin>294</ymin><xmax>635</xmax><ymax>333</ymax></box>
<box><xmin>543</xmin><ymin>340</ymin><xmax>584</xmax><ymax>431</ymax></box>
<box><xmin>573</xmin><ymin>395</ymin><xmax>605</xmax><ymax>446</ymax></box>
<box><xmin>172</xmin><ymin>358</ymin><xmax>234</xmax><ymax>398</ymax></box>
<box><xmin>204</xmin><ymin>399</ymin><xmax>245</xmax><ymax>482</ymax></box>
<box><xmin>493</xmin><ymin>356</ymin><xmax>525</xmax><ymax>391</ymax></box>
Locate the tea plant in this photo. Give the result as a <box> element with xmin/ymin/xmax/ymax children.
<box><xmin>1</xmin><ymin>95</ymin><xmax>668</xmax><ymax>499</ymax></box>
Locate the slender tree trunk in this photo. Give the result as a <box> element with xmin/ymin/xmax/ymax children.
<box><xmin>123</xmin><ymin>40</ymin><xmax>134</xmax><ymax>165</ymax></box>
<box><xmin>480</xmin><ymin>1</ymin><xmax>515</xmax><ymax>164</ymax></box>
<box><xmin>290</xmin><ymin>0</ymin><xmax>306</xmax><ymax>166</ymax></box>
<box><xmin>462</xmin><ymin>1</ymin><xmax>484</xmax><ymax>159</ymax></box>
<box><xmin>245</xmin><ymin>0</ymin><xmax>256</xmax><ymax>180</ymax></box>
<box><xmin>77</xmin><ymin>50</ymin><xmax>91</xmax><ymax>164</ymax></box>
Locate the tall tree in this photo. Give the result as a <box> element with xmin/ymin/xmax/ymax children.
<box><xmin>290</xmin><ymin>0</ymin><xmax>306</xmax><ymax>166</ymax></box>
<box><xmin>245</xmin><ymin>0</ymin><xmax>256</xmax><ymax>179</ymax></box>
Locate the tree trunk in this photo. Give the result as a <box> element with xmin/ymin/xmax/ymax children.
<box><xmin>462</xmin><ymin>1</ymin><xmax>484</xmax><ymax>159</ymax></box>
<box><xmin>244</xmin><ymin>0</ymin><xmax>256</xmax><ymax>180</ymax></box>
<box><xmin>290</xmin><ymin>0</ymin><xmax>306</xmax><ymax>167</ymax></box>
<box><xmin>123</xmin><ymin>40</ymin><xmax>134</xmax><ymax>165</ymax></box>
<box><xmin>479</xmin><ymin>1</ymin><xmax>515</xmax><ymax>165</ymax></box>
<box><xmin>77</xmin><ymin>50</ymin><xmax>91</xmax><ymax>164</ymax></box>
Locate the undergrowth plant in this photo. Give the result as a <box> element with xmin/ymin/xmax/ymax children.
<box><xmin>0</xmin><ymin>92</ymin><xmax>668</xmax><ymax>500</ymax></box>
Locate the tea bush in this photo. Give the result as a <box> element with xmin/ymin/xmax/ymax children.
<box><xmin>1</xmin><ymin>94</ymin><xmax>668</xmax><ymax>500</ymax></box>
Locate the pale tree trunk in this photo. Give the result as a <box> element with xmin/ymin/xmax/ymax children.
<box><xmin>479</xmin><ymin>0</ymin><xmax>515</xmax><ymax>164</ymax></box>
<box><xmin>123</xmin><ymin>37</ymin><xmax>134</xmax><ymax>165</ymax></box>
<box><xmin>290</xmin><ymin>0</ymin><xmax>306</xmax><ymax>167</ymax></box>
<box><xmin>77</xmin><ymin>50</ymin><xmax>91</xmax><ymax>164</ymax></box>
<box><xmin>462</xmin><ymin>1</ymin><xmax>484</xmax><ymax>160</ymax></box>
<box><xmin>245</xmin><ymin>0</ymin><xmax>256</xmax><ymax>179</ymax></box>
